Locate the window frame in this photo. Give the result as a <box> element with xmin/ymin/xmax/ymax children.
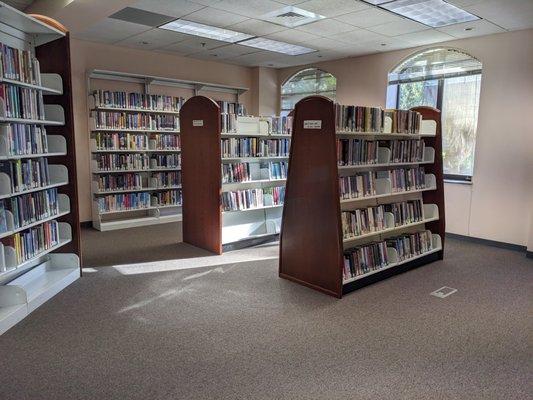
<box><xmin>281</xmin><ymin>68</ymin><xmax>337</xmax><ymax>115</ymax></box>
<box><xmin>392</xmin><ymin>68</ymin><xmax>482</xmax><ymax>182</ymax></box>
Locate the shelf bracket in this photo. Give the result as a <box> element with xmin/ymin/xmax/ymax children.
<box><xmin>194</xmin><ymin>84</ymin><xmax>205</xmax><ymax>96</ymax></box>
<box><xmin>144</xmin><ymin>78</ymin><xmax>154</xmax><ymax>94</ymax></box>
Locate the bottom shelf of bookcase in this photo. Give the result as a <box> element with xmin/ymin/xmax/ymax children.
<box><xmin>0</xmin><ymin>253</ymin><xmax>80</xmax><ymax>335</ymax></box>
<box><xmin>93</xmin><ymin>206</ymin><xmax>182</xmax><ymax>231</ymax></box>
<box><xmin>342</xmin><ymin>235</ymin><xmax>443</xmax><ymax>295</ymax></box>
<box><xmin>222</xmin><ymin>232</ymin><xmax>279</xmax><ymax>252</ymax></box>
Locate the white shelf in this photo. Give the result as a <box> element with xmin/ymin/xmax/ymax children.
<box><xmin>0</xmin><ymin>134</ymin><xmax>67</xmax><ymax>160</ymax></box>
<box><xmin>8</xmin><ymin>254</ymin><xmax>80</xmax><ymax>313</ymax></box>
<box><xmin>339</xmin><ymin>174</ymin><xmax>437</xmax><ymax>204</ymax></box>
<box><xmin>343</xmin><ymin>204</ymin><xmax>439</xmax><ymax>246</ymax></box>
<box><xmin>222</xmin><ymin>178</ymin><xmax>286</xmax><ymax>191</ymax></box>
<box><xmin>221</xmin><ymin>133</ymin><xmax>270</xmax><ymax>138</ymax></box>
<box><xmin>222</xmin><ymin>204</ymin><xmax>283</xmax><ymax>214</ymax></box>
<box><xmin>91</xmin><ymin>128</ymin><xmax>180</xmax><ymax>134</ymax></box>
<box><xmin>95</xmin><ymin>213</ymin><xmax>182</xmax><ymax>231</ymax></box>
<box><xmin>336</xmin><ymin>131</ymin><xmax>436</xmax><ymax>138</ymax></box>
<box><xmin>96</xmin><ymin>203</ymin><xmax>182</xmax><ymax>215</ymax></box>
<box><xmin>93</xmin><ymin>184</ymin><xmax>182</xmax><ymax>195</ymax></box>
<box><xmin>92</xmin><ymin>106</ymin><xmax>180</xmax><ymax>115</ymax></box>
<box><xmin>0</xmin><ymin>75</ymin><xmax>63</xmax><ymax>95</ymax></box>
<box><xmin>0</xmin><ymin>117</ymin><xmax>62</xmax><ymax>126</ymax></box>
<box><xmin>343</xmin><ymin>234</ymin><xmax>442</xmax><ymax>284</ymax></box>
<box><xmin>221</xmin><ymin>156</ymin><xmax>289</xmax><ymax>162</ymax></box>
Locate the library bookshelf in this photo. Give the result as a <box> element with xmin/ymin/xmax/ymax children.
<box><xmin>0</xmin><ymin>3</ymin><xmax>81</xmax><ymax>334</ymax></box>
<box><xmin>88</xmin><ymin>93</ymin><xmax>184</xmax><ymax>231</ymax></box>
<box><xmin>87</xmin><ymin>70</ymin><xmax>249</xmax><ymax>232</ymax></box>
<box><xmin>180</xmin><ymin>96</ymin><xmax>290</xmax><ymax>253</ymax></box>
<box><xmin>279</xmin><ymin>96</ymin><xmax>445</xmax><ymax>298</ymax></box>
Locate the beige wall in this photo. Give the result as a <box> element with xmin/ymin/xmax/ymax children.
<box><xmin>70</xmin><ymin>38</ymin><xmax>254</xmax><ymax>222</ymax></box>
<box><xmin>279</xmin><ymin>29</ymin><xmax>533</xmax><ymax>246</ymax></box>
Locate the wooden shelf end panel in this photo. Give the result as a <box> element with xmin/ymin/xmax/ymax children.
<box><xmin>180</xmin><ymin>96</ymin><xmax>222</xmax><ymax>254</ymax></box>
<box><xmin>279</xmin><ymin>96</ymin><xmax>343</xmax><ymax>298</ymax></box>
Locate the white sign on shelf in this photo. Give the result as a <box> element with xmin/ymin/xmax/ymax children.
<box><xmin>303</xmin><ymin>120</ymin><xmax>322</xmax><ymax>129</ymax></box>
<box><xmin>192</xmin><ymin>120</ymin><xmax>204</xmax><ymax>127</ymax></box>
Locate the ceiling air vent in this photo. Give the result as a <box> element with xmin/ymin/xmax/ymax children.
<box><xmin>260</xmin><ymin>6</ymin><xmax>325</xmax><ymax>28</ymax></box>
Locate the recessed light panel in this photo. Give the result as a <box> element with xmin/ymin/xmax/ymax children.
<box><xmin>380</xmin><ymin>0</ymin><xmax>480</xmax><ymax>27</ymax></box>
<box><xmin>239</xmin><ymin>37</ymin><xmax>316</xmax><ymax>55</ymax></box>
<box><xmin>159</xmin><ymin>19</ymin><xmax>253</xmax><ymax>43</ymax></box>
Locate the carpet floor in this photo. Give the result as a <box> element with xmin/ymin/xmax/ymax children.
<box><xmin>0</xmin><ymin>232</ymin><xmax>531</xmax><ymax>400</ymax></box>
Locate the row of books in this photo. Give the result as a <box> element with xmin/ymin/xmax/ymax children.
<box><xmin>337</xmin><ymin>139</ymin><xmax>426</xmax><ymax>166</ymax></box>
<box><xmin>221</xmin><ymin>161</ymin><xmax>288</xmax><ymax>184</ymax></box>
<box><xmin>152</xmin><ymin>134</ymin><xmax>180</xmax><ymax>150</ymax></box>
<box><xmin>93</xmin><ymin>132</ymin><xmax>147</xmax><ymax>150</ymax></box>
<box><xmin>7</xmin><ymin>220</ymin><xmax>59</xmax><ymax>264</ymax></box>
<box><xmin>261</xmin><ymin>116</ymin><xmax>293</xmax><ymax>135</ymax></box>
<box><xmin>1</xmin><ymin>158</ymin><xmax>50</xmax><ymax>193</ymax></box>
<box><xmin>94</xmin><ymin>111</ymin><xmax>179</xmax><ymax>130</ymax></box>
<box><xmin>3</xmin><ymin>124</ymin><xmax>48</xmax><ymax>156</ymax></box>
<box><xmin>341</xmin><ymin>199</ymin><xmax>424</xmax><ymax>239</ymax></box>
<box><xmin>222</xmin><ymin>186</ymin><xmax>285</xmax><ymax>211</ymax></box>
<box><xmin>220</xmin><ymin>138</ymin><xmax>290</xmax><ymax>158</ymax></box>
<box><xmin>93</xmin><ymin>90</ymin><xmax>184</xmax><ymax>112</ymax></box>
<box><xmin>94</xmin><ymin>153</ymin><xmax>181</xmax><ymax>171</ymax></box>
<box><xmin>96</xmin><ymin>190</ymin><xmax>182</xmax><ymax>212</ymax></box>
<box><xmin>335</xmin><ymin>105</ymin><xmax>422</xmax><ymax>134</ymax></box>
<box><xmin>335</xmin><ymin>105</ymin><xmax>384</xmax><ymax>133</ymax></box>
<box><xmin>95</xmin><ymin>171</ymin><xmax>182</xmax><ymax>192</ymax></box>
<box><xmin>343</xmin><ymin>230</ymin><xmax>434</xmax><ymax>279</ymax></box>
<box><xmin>9</xmin><ymin>188</ymin><xmax>59</xmax><ymax>229</ymax></box>
<box><xmin>1</xmin><ymin>43</ymin><xmax>41</xmax><ymax>85</ymax></box>
<box><xmin>338</xmin><ymin>167</ymin><xmax>428</xmax><ymax>199</ymax></box>
<box><xmin>221</xmin><ymin>113</ymin><xmax>237</xmax><ymax>134</ymax></box>
<box><xmin>217</xmin><ymin>101</ymin><xmax>245</xmax><ymax>116</ymax></box>
<box><xmin>0</xmin><ymin>84</ymin><xmax>45</xmax><ymax>120</ymax></box>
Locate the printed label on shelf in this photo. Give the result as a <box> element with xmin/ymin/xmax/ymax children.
<box><xmin>193</xmin><ymin>120</ymin><xmax>204</xmax><ymax>127</ymax></box>
<box><xmin>303</xmin><ymin>120</ymin><xmax>322</xmax><ymax>129</ymax></box>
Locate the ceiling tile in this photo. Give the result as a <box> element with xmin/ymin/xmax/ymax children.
<box><xmin>296</xmin><ymin>19</ymin><xmax>356</xmax><ymax>36</ymax></box>
<box><xmin>466</xmin><ymin>0</ymin><xmax>533</xmax><ymax>31</ymax></box>
<box><xmin>271</xmin><ymin>0</ymin><xmax>308</xmax><ymax>4</ymax></box>
<box><xmin>293</xmin><ymin>0</ymin><xmax>370</xmax><ymax>18</ymax></box>
<box><xmin>446</xmin><ymin>0</ymin><xmax>487</xmax><ymax>7</ymax></box>
<box><xmin>265</xmin><ymin>29</ymin><xmax>321</xmax><ymax>45</ymax></box>
<box><xmin>72</xmin><ymin>18</ymin><xmax>151</xmax><ymax>44</ymax></box>
<box><xmin>300</xmin><ymin>36</ymin><xmax>346</xmax><ymax>51</ymax></box>
<box><xmin>396</xmin><ymin>29</ymin><xmax>455</xmax><ymax>46</ymax></box>
<box><xmin>160</xmin><ymin>36</ymin><xmax>230</xmax><ymax>54</ymax></box>
<box><xmin>109</xmin><ymin>7</ymin><xmax>176</xmax><ymax>27</ymax></box>
<box><xmin>184</xmin><ymin>7</ymin><xmax>249</xmax><ymax>27</ymax></box>
<box><xmin>206</xmin><ymin>0</ymin><xmax>286</xmax><ymax>19</ymax></box>
<box><xmin>228</xmin><ymin>19</ymin><xmax>287</xmax><ymax>36</ymax></box>
<box><xmin>203</xmin><ymin>44</ymin><xmax>260</xmax><ymax>59</ymax></box>
<box><xmin>114</xmin><ymin>28</ymin><xmax>190</xmax><ymax>50</ymax></box>
<box><xmin>133</xmin><ymin>0</ymin><xmax>205</xmax><ymax>18</ymax></box>
<box><xmin>367</xmin><ymin>18</ymin><xmax>428</xmax><ymax>36</ymax></box>
<box><xmin>225</xmin><ymin>50</ymin><xmax>289</xmax><ymax>67</ymax></box>
<box><xmin>437</xmin><ymin>19</ymin><xmax>506</xmax><ymax>38</ymax></box>
<box><xmin>327</xmin><ymin>28</ymin><xmax>385</xmax><ymax>44</ymax></box>
<box><xmin>334</xmin><ymin>8</ymin><xmax>404</xmax><ymax>28</ymax></box>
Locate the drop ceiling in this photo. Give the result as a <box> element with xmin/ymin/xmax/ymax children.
<box><xmin>12</xmin><ymin>0</ymin><xmax>533</xmax><ymax>68</ymax></box>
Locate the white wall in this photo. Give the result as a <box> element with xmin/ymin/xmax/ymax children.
<box><xmin>279</xmin><ymin>29</ymin><xmax>533</xmax><ymax>246</ymax></box>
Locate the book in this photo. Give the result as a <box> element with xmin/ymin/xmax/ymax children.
<box><xmin>339</xmin><ymin>171</ymin><xmax>376</xmax><ymax>199</ymax></box>
<box><xmin>2</xmin><ymin>123</ymin><xmax>48</xmax><ymax>156</ymax></box>
<box><xmin>0</xmin><ymin>158</ymin><xmax>50</xmax><ymax>193</ymax></box>
<box><xmin>0</xmin><ymin>84</ymin><xmax>45</xmax><ymax>120</ymax></box>
<box><xmin>221</xmin><ymin>138</ymin><xmax>290</xmax><ymax>158</ymax></box>
<box><xmin>0</xmin><ymin>43</ymin><xmax>41</xmax><ymax>84</ymax></box>
<box><xmin>9</xmin><ymin>188</ymin><xmax>59</xmax><ymax>229</ymax></box>
<box><xmin>94</xmin><ymin>111</ymin><xmax>179</xmax><ymax>130</ymax></box>
<box><xmin>222</xmin><ymin>186</ymin><xmax>285</xmax><ymax>211</ymax></box>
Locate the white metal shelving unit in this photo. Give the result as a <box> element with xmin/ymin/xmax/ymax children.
<box><xmin>0</xmin><ymin>2</ymin><xmax>80</xmax><ymax>335</ymax></box>
<box><xmin>221</xmin><ymin>116</ymin><xmax>290</xmax><ymax>248</ymax></box>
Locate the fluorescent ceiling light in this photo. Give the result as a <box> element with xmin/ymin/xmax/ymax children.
<box><xmin>379</xmin><ymin>0</ymin><xmax>480</xmax><ymax>28</ymax></box>
<box><xmin>239</xmin><ymin>37</ymin><xmax>316</xmax><ymax>55</ymax></box>
<box><xmin>260</xmin><ymin>6</ymin><xmax>325</xmax><ymax>28</ymax></box>
<box><xmin>362</xmin><ymin>0</ymin><xmax>392</xmax><ymax>4</ymax></box>
<box><xmin>159</xmin><ymin>19</ymin><xmax>253</xmax><ymax>43</ymax></box>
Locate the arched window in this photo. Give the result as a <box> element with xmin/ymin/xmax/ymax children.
<box><xmin>281</xmin><ymin>68</ymin><xmax>336</xmax><ymax>117</ymax></box>
<box><xmin>386</xmin><ymin>47</ymin><xmax>482</xmax><ymax>181</ymax></box>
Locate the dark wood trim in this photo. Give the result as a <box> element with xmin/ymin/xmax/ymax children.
<box><xmin>527</xmin><ymin>251</ymin><xmax>533</xmax><ymax>259</ymax></box>
<box><xmin>35</xmin><ymin>33</ymin><xmax>82</xmax><ymax>269</ymax></box>
<box><xmin>279</xmin><ymin>96</ymin><xmax>343</xmax><ymax>298</ymax></box>
<box><xmin>180</xmin><ymin>96</ymin><xmax>222</xmax><ymax>254</ymax></box>
<box><xmin>411</xmin><ymin>106</ymin><xmax>446</xmax><ymax>260</ymax></box>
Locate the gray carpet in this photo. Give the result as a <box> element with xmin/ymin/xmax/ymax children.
<box><xmin>0</xmin><ymin>235</ymin><xmax>531</xmax><ymax>400</ymax></box>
